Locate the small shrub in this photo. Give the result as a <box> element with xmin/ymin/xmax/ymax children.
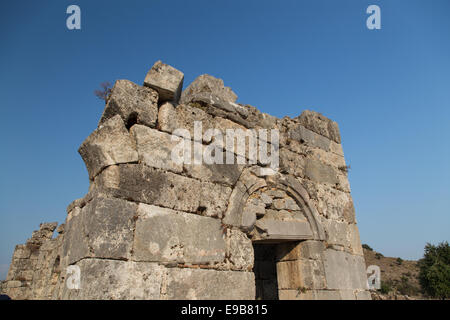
<box><xmin>396</xmin><ymin>257</ymin><xmax>403</xmax><ymax>265</ymax></box>
<box><xmin>379</xmin><ymin>280</ymin><xmax>392</xmax><ymax>294</ymax></box>
<box><xmin>397</xmin><ymin>276</ymin><xmax>420</xmax><ymax>296</ymax></box>
<box><xmin>375</xmin><ymin>253</ymin><xmax>383</xmax><ymax>260</ymax></box>
<box><xmin>94</xmin><ymin>81</ymin><xmax>112</xmax><ymax>103</ymax></box>
<box><xmin>362</xmin><ymin>244</ymin><xmax>373</xmax><ymax>251</ymax></box>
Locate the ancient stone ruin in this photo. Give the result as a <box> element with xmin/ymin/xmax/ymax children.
<box><xmin>1</xmin><ymin>61</ymin><xmax>370</xmax><ymax>300</ymax></box>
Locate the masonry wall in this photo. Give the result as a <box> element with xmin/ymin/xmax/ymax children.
<box><xmin>1</xmin><ymin>61</ymin><xmax>370</xmax><ymax>300</ymax></box>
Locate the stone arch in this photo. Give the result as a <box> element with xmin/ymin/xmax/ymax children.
<box><xmin>223</xmin><ymin>168</ymin><xmax>326</xmax><ymax>242</ymax></box>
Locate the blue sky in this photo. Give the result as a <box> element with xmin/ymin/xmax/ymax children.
<box><xmin>0</xmin><ymin>0</ymin><xmax>449</xmax><ymax>280</ymax></box>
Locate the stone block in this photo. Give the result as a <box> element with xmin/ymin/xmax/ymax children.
<box><xmin>254</xmin><ymin>219</ymin><xmax>313</xmax><ymax>241</ymax></box>
<box><xmin>276</xmin><ymin>259</ymin><xmax>326</xmax><ymax>290</ymax></box>
<box><xmin>272</xmin><ymin>197</ymin><xmax>300</xmax><ymax>211</ymax></box>
<box><xmin>330</xmin><ymin>140</ymin><xmax>344</xmax><ymax>156</ymax></box>
<box><xmin>348</xmin><ymin>224</ymin><xmax>364</xmax><ymax>256</ymax></box>
<box><xmin>6</xmin><ymin>280</ymin><xmax>23</xmax><ymax>288</ymax></box>
<box><xmin>356</xmin><ymin>290</ymin><xmax>372</xmax><ymax>300</ymax></box>
<box><xmin>12</xmin><ymin>245</ymin><xmax>31</xmax><ymax>259</ymax></box>
<box><xmin>63</xmin><ymin>196</ymin><xmax>137</xmax><ymax>264</ymax></box>
<box><xmin>276</xmin><ymin>240</ymin><xmax>324</xmax><ymax>261</ymax></box>
<box><xmin>130</xmin><ymin>124</ymin><xmax>183</xmax><ymax>173</ymax></box>
<box><xmin>308</xmin><ymin>147</ymin><xmax>346</xmax><ymax>169</ymax></box>
<box><xmin>304</xmin><ymin>158</ymin><xmax>339</xmax><ymax>185</ymax></box>
<box><xmin>183</xmin><ymin>141</ymin><xmax>244</xmax><ymax>186</ymax></box>
<box><xmin>241</xmin><ymin>210</ymin><xmax>256</xmax><ymax>231</ymax></box>
<box><xmin>94</xmin><ymin>164</ymin><xmax>231</xmax><ymax>218</ymax></box>
<box><xmin>161</xmin><ymin>103</ymin><xmax>214</xmax><ymax>141</ymax></box>
<box><xmin>79</xmin><ymin>115</ymin><xmax>138</xmax><ymax>180</ymax></box>
<box><xmin>82</xmin><ymin>196</ymin><xmax>137</xmax><ymax>260</ymax></box>
<box><xmin>222</xmin><ymin>182</ymin><xmax>249</xmax><ymax>227</ymax></box>
<box><xmin>322</xmin><ymin>249</ymin><xmax>369</xmax><ymax>290</ymax></box>
<box><xmin>180</xmin><ymin>74</ymin><xmax>237</xmax><ymax>105</ymax></box>
<box><xmin>321</xmin><ymin>219</ymin><xmax>351</xmax><ymax>248</ymax></box>
<box><xmin>133</xmin><ymin>204</ymin><xmax>225</xmax><ymax>264</ymax></box>
<box><xmin>298</xmin><ymin>110</ymin><xmax>341</xmax><ymax>143</ymax></box>
<box><xmin>164</xmin><ymin>268</ymin><xmax>255</xmax><ymax>300</ymax></box>
<box><xmin>144</xmin><ymin>60</ymin><xmax>184</xmax><ymax>103</ymax></box>
<box><xmin>99</xmin><ymin>79</ymin><xmax>158</xmax><ymax>128</ymax></box>
<box><xmin>225</xmin><ymin>229</ymin><xmax>254</xmax><ymax>271</ymax></box>
<box><xmin>62</xmin><ymin>207</ymin><xmax>90</xmax><ymax>265</ymax></box>
<box><xmin>157</xmin><ymin>102</ymin><xmax>176</xmax><ymax>133</ymax></box>
<box><xmin>62</xmin><ymin>259</ymin><xmax>165</xmax><ymax>300</ymax></box>
<box><xmin>287</xmin><ymin>124</ymin><xmax>331</xmax><ymax>151</ymax></box>
<box><xmin>244</xmin><ymin>199</ymin><xmax>266</xmax><ymax>218</ymax></box>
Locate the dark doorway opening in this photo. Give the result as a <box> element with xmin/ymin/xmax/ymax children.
<box><xmin>253</xmin><ymin>243</ymin><xmax>279</xmax><ymax>300</ymax></box>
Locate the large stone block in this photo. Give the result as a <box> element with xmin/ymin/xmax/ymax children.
<box><xmin>79</xmin><ymin>115</ymin><xmax>138</xmax><ymax>180</ymax></box>
<box><xmin>298</xmin><ymin>110</ymin><xmax>341</xmax><ymax>144</ymax></box>
<box><xmin>62</xmin><ymin>207</ymin><xmax>90</xmax><ymax>265</ymax></box>
<box><xmin>144</xmin><ymin>60</ymin><xmax>184</xmax><ymax>103</ymax></box>
<box><xmin>276</xmin><ymin>240</ymin><xmax>324</xmax><ymax>261</ymax></box>
<box><xmin>183</xmin><ymin>141</ymin><xmax>244</xmax><ymax>186</ymax></box>
<box><xmin>180</xmin><ymin>74</ymin><xmax>237</xmax><ymax>105</ymax></box>
<box><xmin>308</xmin><ymin>147</ymin><xmax>346</xmax><ymax>169</ymax></box>
<box><xmin>94</xmin><ymin>164</ymin><xmax>231</xmax><ymax>218</ymax></box>
<box><xmin>130</xmin><ymin>124</ymin><xmax>183</xmax><ymax>173</ymax></box>
<box><xmin>99</xmin><ymin>79</ymin><xmax>158</xmax><ymax>128</ymax></box>
<box><xmin>82</xmin><ymin>196</ymin><xmax>137</xmax><ymax>260</ymax></box>
<box><xmin>355</xmin><ymin>290</ymin><xmax>372</xmax><ymax>300</ymax></box>
<box><xmin>254</xmin><ymin>219</ymin><xmax>313</xmax><ymax>241</ymax></box>
<box><xmin>62</xmin><ymin>259</ymin><xmax>165</xmax><ymax>300</ymax></box>
<box><xmin>63</xmin><ymin>196</ymin><xmax>137</xmax><ymax>264</ymax></box>
<box><xmin>287</xmin><ymin>124</ymin><xmax>331</xmax><ymax>151</ymax></box>
<box><xmin>160</xmin><ymin>103</ymin><xmax>214</xmax><ymax>141</ymax></box>
<box><xmin>321</xmin><ymin>218</ymin><xmax>351</xmax><ymax>248</ymax></box>
<box><xmin>276</xmin><ymin>259</ymin><xmax>326</xmax><ymax>290</ymax></box>
<box><xmin>322</xmin><ymin>249</ymin><xmax>369</xmax><ymax>290</ymax></box>
<box><xmin>133</xmin><ymin>204</ymin><xmax>225</xmax><ymax>264</ymax></box>
<box><xmin>164</xmin><ymin>268</ymin><xmax>255</xmax><ymax>300</ymax></box>
<box><xmin>304</xmin><ymin>158</ymin><xmax>339</xmax><ymax>186</ymax></box>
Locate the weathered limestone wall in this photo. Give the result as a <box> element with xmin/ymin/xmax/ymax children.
<box><xmin>1</xmin><ymin>223</ymin><xmax>64</xmax><ymax>299</ymax></box>
<box><xmin>2</xmin><ymin>60</ymin><xmax>370</xmax><ymax>300</ymax></box>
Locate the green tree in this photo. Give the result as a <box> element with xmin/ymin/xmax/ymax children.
<box><xmin>418</xmin><ymin>241</ymin><xmax>450</xmax><ymax>299</ymax></box>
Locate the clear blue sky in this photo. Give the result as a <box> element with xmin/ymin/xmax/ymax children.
<box><xmin>1</xmin><ymin>0</ymin><xmax>449</xmax><ymax>280</ymax></box>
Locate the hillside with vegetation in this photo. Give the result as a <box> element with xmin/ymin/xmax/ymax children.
<box><xmin>363</xmin><ymin>241</ymin><xmax>449</xmax><ymax>300</ymax></box>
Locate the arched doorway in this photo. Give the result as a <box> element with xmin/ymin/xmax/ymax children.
<box><xmin>224</xmin><ymin>168</ymin><xmax>327</xmax><ymax>299</ymax></box>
